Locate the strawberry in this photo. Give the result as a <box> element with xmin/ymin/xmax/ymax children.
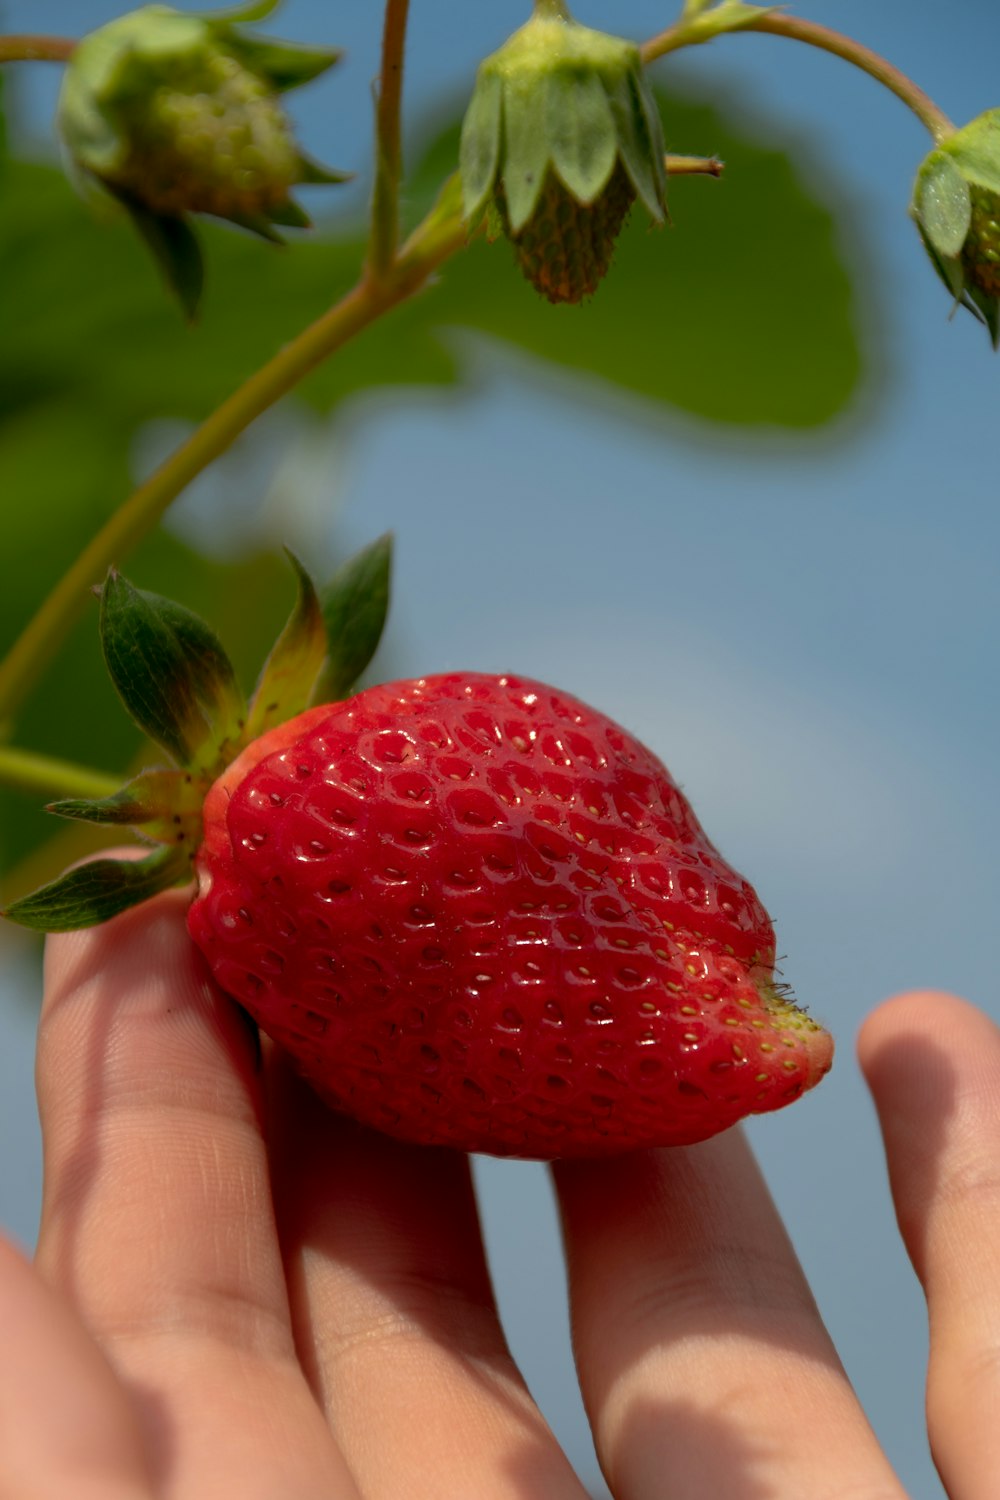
<box><xmin>4</xmin><ymin>548</ymin><xmax>832</xmax><ymax>1159</ymax></box>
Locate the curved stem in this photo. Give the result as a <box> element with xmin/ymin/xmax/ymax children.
<box><xmin>368</xmin><ymin>0</ymin><xmax>411</xmax><ymax>280</ymax></box>
<box><xmin>0</xmin><ymin>746</ymin><xmax>119</xmax><ymax>801</ymax></box>
<box><xmin>0</xmin><ymin>188</ymin><xmax>468</xmax><ymax>726</ymax></box>
<box><xmin>0</xmin><ymin>35</ymin><xmax>75</xmax><ymax>63</ymax></box>
<box><xmin>642</xmin><ymin>12</ymin><xmax>955</xmax><ymax>143</ymax></box>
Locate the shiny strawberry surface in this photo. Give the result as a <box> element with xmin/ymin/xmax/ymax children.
<box><xmin>188</xmin><ymin>674</ymin><xmax>832</xmax><ymax>1157</ymax></box>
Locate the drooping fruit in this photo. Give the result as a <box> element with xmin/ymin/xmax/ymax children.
<box><xmin>460</xmin><ymin>0</ymin><xmax>668</xmax><ymax>303</ymax></box>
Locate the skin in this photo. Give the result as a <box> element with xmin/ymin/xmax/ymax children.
<box><xmin>3</xmin><ymin>888</ymin><xmax>998</xmax><ymax>1497</ymax></box>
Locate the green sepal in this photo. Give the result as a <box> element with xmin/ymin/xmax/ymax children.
<box><xmin>114</xmin><ymin>193</ymin><xmax>205</xmax><ymax>319</ymax></box>
<box><xmin>265</xmin><ymin>197</ymin><xmax>311</xmax><ymax>230</ymax></box>
<box><xmin>912</xmin><ymin>152</ymin><xmax>972</xmax><ymax>260</ymax></box>
<box><xmin>967</xmin><ymin>283</ymin><xmax>1000</xmax><ymax>348</ymax></box>
<box><xmin>545</xmin><ymin>67</ymin><xmax>618</xmax><ymax>205</ymax></box>
<box><xmin>245</xmin><ymin>552</ymin><xmax>327</xmax><ymax>739</ymax></box>
<box><xmin>224</xmin><ymin>35</ymin><xmax>343</xmax><ymax>92</ymax></box>
<box><xmin>676</xmin><ymin>1</ymin><xmax>782</xmax><ymax>45</ymax></box>
<box><xmin>502</xmin><ymin>68</ymin><xmax>552</xmax><ymax>233</ymax></box>
<box><xmin>296</xmin><ymin>153</ymin><xmax>354</xmax><ymax>186</ymax></box>
<box><xmin>199</xmin><ymin>0</ymin><xmax>282</xmax><ymax>23</ymax></box>
<box><xmin>944</xmin><ymin>109</ymin><xmax>1000</xmax><ymax>197</ymax></box>
<box><xmin>460</xmin><ymin>67</ymin><xmax>503</xmax><ymax>222</ymax></box>
<box><xmin>315</xmin><ymin>533</ymin><xmax>393</xmax><ymax>703</ymax></box>
<box><xmin>221</xmin><ymin>210</ymin><xmax>286</xmax><ymax>244</ymax></box>
<box><xmin>47</xmin><ymin>768</ymin><xmax>205</xmax><ymax>845</ymax></box>
<box><xmin>2</xmin><ymin>846</ymin><xmax>192</xmax><ymax>933</ymax></box>
<box><xmin>100</xmin><ymin>571</ymin><xmax>246</xmax><ymax>773</ymax></box>
<box><xmin>603</xmin><ymin>67</ymin><xmax>666</xmax><ymax>222</ymax></box>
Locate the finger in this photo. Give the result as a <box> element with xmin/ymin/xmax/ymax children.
<box><xmin>35</xmin><ymin>890</ymin><xmax>355</xmax><ymax>1500</ymax></box>
<box><xmin>269</xmin><ymin>1058</ymin><xmax>591</xmax><ymax>1500</ymax></box>
<box><xmin>554</xmin><ymin>1131</ymin><xmax>905</xmax><ymax>1500</ymax></box>
<box><xmin>859</xmin><ymin>990</ymin><xmax>1000</xmax><ymax>1500</ymax></box>
<box><xmin>0</xmin><ymin>1234</ymin><xmax>152</xmax><ymax>1500</ymax></box>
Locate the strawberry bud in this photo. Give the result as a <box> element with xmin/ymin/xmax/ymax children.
<box><xmin>460</xmin><ymin>0</ymin><xmax>668</xmax><ymax>303</ymax></box>
<box><xmin>911</xmin><ymin>110</ymin><xmax>1000</xmax><ymax>346</ymax></box>
<box><xmin>57</xmin><ymin>2</ymin><xmax>349</xmax><ymax>314</ymax></box>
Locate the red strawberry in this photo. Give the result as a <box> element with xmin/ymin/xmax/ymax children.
<box><xmin>5</xmin><ymin>555</ymin><xmax>832</xmax><ymax>1159</ymax></box>
<box><xmin>186</xmin><ymin>672</ymin><xmax>832</xmax><ymax>1158</ymax></box>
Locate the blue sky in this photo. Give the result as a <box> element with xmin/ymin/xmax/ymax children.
<box><xmin>3</xmin><ymin>3</ymin><xmax>999</xmax><ymax>1494</ymax></box>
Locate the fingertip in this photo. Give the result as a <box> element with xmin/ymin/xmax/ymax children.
<box><xmin>857</xmin><ymin>989</ymin><xmax>981</xmax><ymax>1080</ymax></box>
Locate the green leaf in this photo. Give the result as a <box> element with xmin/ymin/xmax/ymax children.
<box><xmin>2</xmin><ymin>845</ymin><xmax>192</xmax><ymax>932</ymax></box>
<box><xmin>316</xmin><ymin>534</ymin><xmax>394</xmax><ymax>703</ymax></box>
<box><xmin>225</xmin><ymin>36</ymin><xmax>343</xmax><ymax>92</ymax></box>
<box><xmin>245</xmin><ymin>551</ymin><xmax>327</xmax><ymax>738</ymax></box>
<box><xmin>100</xmin><ymin>572</ymin><xmax>246</xmax><ymax>771</ymax></box>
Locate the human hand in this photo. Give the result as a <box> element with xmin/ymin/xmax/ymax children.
<box><xmin>2</xmin><ymin>888</ymin><xmax>997</xmax><ymax>1498</ymax></box>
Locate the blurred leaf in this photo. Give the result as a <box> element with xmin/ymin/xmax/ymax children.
<box><xmin>406</xmin><ymin>94</ymin><xmax>862</xmax><ymax>426</ymax></box>
<box><xmin>0</xmin><ymin>85</ymin><xmax>870</xmax><ymax>889</ymax></box>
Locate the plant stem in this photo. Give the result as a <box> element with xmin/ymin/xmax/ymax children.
<box><xmin>0</xmin><ymin>35</ymin><xmax>75</xmax><ymax>63</ymax></box>
<box><xmin>0</xmin><ymin>191</ymin><xmax>468</xmax><ymax>727</ymax></box>
<box><xmin>0</xmin><ymin>746</ymin><xmax>119</xmax><ymax>801</ymax></box>
<box><xmin>642</xmin><ymin>12</ymin><xmax>955</xmax><ymax>143</ymax></box>
<box><xmin>368</xmin><ymin>0</ymin><xmax>411</xmax><ymax>280</ymax></box>
<box><xmin>665</xmin><ymin>153</ymin><xmax>724</xmax><ymax>177</ymax></box>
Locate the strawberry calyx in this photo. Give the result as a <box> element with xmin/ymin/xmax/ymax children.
<box><xmin>3</xmin><ymin>536</ymin><xmax>393</xmax><ymax>932</ymax></box>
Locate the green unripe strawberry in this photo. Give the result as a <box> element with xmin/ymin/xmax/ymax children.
<box><xmin>912</xmin><ymin>109</ymin><xmax>1000</xmax><ymax>346</ymax></box>
<box><xmin>58</xmin><ymin>2</ymin><xmax>349</xmax><ymax>315</ymax></box>
<box><xmin>460</xmin><ymin>0</ymin><xmax>668</xmax><ymax>303</ymax></box>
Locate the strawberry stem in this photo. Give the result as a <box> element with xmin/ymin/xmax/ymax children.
<box><xmin>367</xmin><ymin>0</ymin><xmax>411</xmax><ymax>282</ymax></box>
<box><xmin>0</xmin><ymin>185</ymin><xmax>467</xmax><ymax>726</ymax></box>
<box><xmin>0</xmin><ymin>746</ymin><xmax>120</xmax><ymax>801</ymax></box>
<box><xmin>642</xmin><ymin>12</ymin><xmax>955</xmax><ymax>143</ymax></box>
<box><xmin>0</xmin><ymin>35</ymin><xmax>76</xmax><ymax>63</ymax></box>
<box><xmin>665</xmin><ymin>153</ymin><xmax>724</xmax><ymax>177</ymax></box>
